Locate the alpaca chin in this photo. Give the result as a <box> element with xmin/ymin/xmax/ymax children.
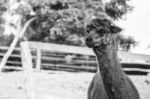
<box><xmin>86</xmin><ymin>42</ymin><xmax>94</xmax><ymax>48</ymax></box>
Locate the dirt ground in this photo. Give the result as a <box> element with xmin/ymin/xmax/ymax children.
<box><xmin>0</xmin><ymin>70</ymin><xmax>150</xmax><ymax>99</ymax></box>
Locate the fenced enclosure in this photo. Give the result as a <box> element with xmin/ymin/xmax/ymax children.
<box><xmin>0</xmin><ymin>41</ymin><xmax>150</xmax><ymax>75</ymax></box>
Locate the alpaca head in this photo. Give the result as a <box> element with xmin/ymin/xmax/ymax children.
<box><xmin>85</xmin><ymin>18</ymin><xmax>122</xmax><ymax>48</ymax></box>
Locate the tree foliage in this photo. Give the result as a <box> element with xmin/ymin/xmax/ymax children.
<box><xmin>105</xmin><ymin>0</ymin><xmax>133</xmax><ymax>20</ymax></box>
<box><xmin>27</xmin><ymin>0</ymin><xmax>105</xmax><ymax>46</ymax></box>
<box><xmin>0</xmin><ymin>0</ymin><xmax>136</xmax><ymax>51</ymax></box>
<box><xmin>117</xmin><ymin>34</ymin><xmax>137</xmax><ymax>51</ymax></box>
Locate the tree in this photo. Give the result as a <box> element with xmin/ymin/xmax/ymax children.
<box><xmin>0</xmin><ymin>0</ymin><xmax>136</xmax><ymax>51</ymax></box>
<box><xmin>0</xmin><ymin>0</ymin><xmax>36</xmax><ymax>70</ymax></box>
<box><xmin>105</xmin><ymin>0</ymin><xmax>133</xmax><ymax>20</ymax></box>
<box><xmin>26</xmin><ymin>0</ymin><xmax>105</xmax><ymax>46</ymax></box>
<box><xmin>117</xmin><ymin>34</ymin><xmax>137</xmax><ymax>51</ymax></box>
<box><xmin>0</xmin><ymin>0</ymin><xmax>36</xmax><ymax>46</ymax></box>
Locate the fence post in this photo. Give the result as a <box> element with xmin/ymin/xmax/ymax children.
<box><xmin>0</xmin><ymin>37</ymin><xmax>19</xmax><ymax>72</ymax></box>
<box><xmin>36</xmin><ymin>49</ymin><xmax>41</xmax><ymax>70</ymax></box>
<box><xmin>20</xmin><ymin>41</ymin><xmax>34</xmax><ymax>99</ymax></box>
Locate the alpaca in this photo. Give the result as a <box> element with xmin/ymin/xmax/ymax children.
<box><xmin>85</xmin><ymin>18</ymin><xmax>140</xmax><ymax>99</ymax></box>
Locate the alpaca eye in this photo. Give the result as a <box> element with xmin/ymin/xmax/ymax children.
<box><xmin>98</xmin><ymin>32</ymin><xmax>104</xmax><ymax>36</ymax></box>
<box><xmin>87</xmin><ymin>25</ymin><xmax>95</xmax><ymax>29</ymax></box>
<box><xmin>86</xmin><ymin>29</ymin><xmax>90</xmax><ymax>34</ymax></box>
<box><xmin>100</xmin><ymin>30</ymin><xmax>105</xmax><ymax>33</ymax></box>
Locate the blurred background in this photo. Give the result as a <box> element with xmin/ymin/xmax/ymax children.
<box><xmin>0</xmin><ymin>0</ymin><xmax>140</xmax><ymax>52</ymax></box>
<box><xmin>0</xmin><ymin>0</ymin><xmax>150</xmax><ymax>99</ymax></box>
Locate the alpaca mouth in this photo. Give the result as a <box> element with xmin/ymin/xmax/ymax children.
<box><xmin>86</xmin><ymin>42</ymin><xmax>94</xmax><ymax>48</ymax></box>
<box><xmin>86</xmin><ymin>42</ymin><xmax>102</xmax><ymax>48</ymax></box>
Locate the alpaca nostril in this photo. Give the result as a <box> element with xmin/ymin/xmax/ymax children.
<box><xmin>86</xmin><ymin>37</ymin><xmax>93</xmax><ymax>42</ymax></box>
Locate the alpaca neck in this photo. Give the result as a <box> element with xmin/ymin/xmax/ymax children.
<box><xmin>93</xmin><ymin>41</ymin><xmax>132</xmax><ymax>99</ymax></box>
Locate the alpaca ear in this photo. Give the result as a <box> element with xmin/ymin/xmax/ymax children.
<box><xmin>110</xmin><ymin>25</ymin><xmax>122</xmax><ymax>33</ymax></box>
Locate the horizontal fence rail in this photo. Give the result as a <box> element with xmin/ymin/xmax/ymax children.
<box><xmin>0</xmin><ymin>41</ymin><xmax>150</xmax><ymax>75</ymax></box>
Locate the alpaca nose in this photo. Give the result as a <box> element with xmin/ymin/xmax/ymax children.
<box><xmin>86</xmin><ymin>37</ymin><xmax>93</xmax><ymax>42</ymax></box>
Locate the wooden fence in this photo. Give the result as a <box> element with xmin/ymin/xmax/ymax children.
<box><xmin>0</xmin><ymin>41</ymin><xmax>150</xmax><ymax>75</ymax></box>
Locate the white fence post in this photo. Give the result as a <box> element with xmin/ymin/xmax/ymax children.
<box><xmin>20</xmin><ymin>41</ymin><xmax>34</xmax><ymax>99</ymax></box>
<box><xmin>36</xmin><ymin>49</ymin><xmax>41</xmax><ymax>70</ymax></box>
